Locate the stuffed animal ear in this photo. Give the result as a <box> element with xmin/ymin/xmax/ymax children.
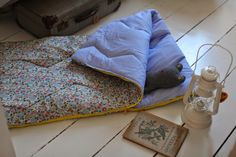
<box><xmin>176</xmin><ymin>63</ymin><xmax>183</xmax><ymax>72</ymax></box>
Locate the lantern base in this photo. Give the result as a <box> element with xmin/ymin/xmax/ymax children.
<box><xmin>181</xmin><ymin>107</ymin><xmax>212</xmax><ymax>129</ymax></box>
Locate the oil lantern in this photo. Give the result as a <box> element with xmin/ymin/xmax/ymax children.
<box><xmin>181</xmin><ymin>44</ymin><xmax>235</xmax><ymax>129</ymax></box>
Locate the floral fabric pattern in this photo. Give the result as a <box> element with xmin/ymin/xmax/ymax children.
<box><xmin>0</xmin><ymin>35</ymin><xmax>141</xmax><ymax>127</ymax></box>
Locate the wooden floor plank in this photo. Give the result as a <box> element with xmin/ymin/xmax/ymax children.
<box><xmin>147</xmin><ymin>0</ymin><xmax>192</xmax><ymax>19</ymax></box>
<box><xmin>166</xmin><ymin>0</ymin><xmax>227</xmax><ymax>41</ymax></box>
<box><xmin>94</xmin><ymin>126</ymin><xmax>156</xmax><ymax>157</ymax></box>
<box><xmin>33</xmin><ymin>113</ymin><xmax>137</xmax><ymax>157</ymax></box>
<box><xmin>177</xmin><ymin>0</ymin><xmax>236</xmax><ymax>65</ymax></box>
<box><xmin>10</xmin><ymin>121</ymin><xmax>76</xmax><ymax>157</ymax></box>
<box><xmin>215</xmin><ymin>127</ymin><xmax>236</xmax><ymax>157</ymax></box>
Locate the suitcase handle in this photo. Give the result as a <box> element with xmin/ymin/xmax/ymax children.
<box><xmin>74</xmin><ymin>6</ymin><xmax>98</xmax><ymax>23</ymax></box>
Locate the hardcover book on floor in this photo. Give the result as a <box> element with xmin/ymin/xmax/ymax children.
<box><xmin>123</xmin><ymin>112</ymin><xmax>188</xmax><ymax>157</ymax></box>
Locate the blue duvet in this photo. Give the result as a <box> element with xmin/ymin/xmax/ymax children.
<box><xmin>72</xmin><ymin>9</ymin><xmax>193</xmax><ymax>110</ymax></box>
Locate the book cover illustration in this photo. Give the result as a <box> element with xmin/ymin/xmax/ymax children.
<box><xmin>123</xmin><ymin>112</ymin><xmax>188</xmax><ymax>157</ymax></box>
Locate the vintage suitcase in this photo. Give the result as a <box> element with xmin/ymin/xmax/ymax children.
<box><xmin>14</xmin><ymin>0</ymin><xmax>121</xmax><ymax>37</ymax></box>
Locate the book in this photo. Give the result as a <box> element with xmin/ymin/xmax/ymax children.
<box><xmin>123</xmin><ymin>112</ymin><xmax>188</xmax><ymax>157</ymax></box>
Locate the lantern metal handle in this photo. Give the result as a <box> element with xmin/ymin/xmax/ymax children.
<box><xmin>193</xmin><ymin>44</ymin><xmax>235</xmax><ymax>86</ymax></box>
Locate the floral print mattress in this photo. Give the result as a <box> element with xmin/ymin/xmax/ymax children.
<box><xmin>0</xmin><ymin>35</ymin><xmax>141</xmax><ymax>128</ymax></box>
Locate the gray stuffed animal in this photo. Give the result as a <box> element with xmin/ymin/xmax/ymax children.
<box><xmin>144</xmin><ymin>63</ymin><xmax>185</xmax><ymax>94</ymax></box>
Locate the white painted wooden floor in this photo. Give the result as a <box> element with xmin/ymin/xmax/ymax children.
<box><xmin>1</xmin><ymin>0</ymin><xmax>236</xmax><ymax>156</ymax></box>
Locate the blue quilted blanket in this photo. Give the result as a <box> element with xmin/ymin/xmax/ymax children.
<box><xmin>72</xmin><ymin>9</ymin><xmax>193</xmax><ymax>110</ymax></box>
